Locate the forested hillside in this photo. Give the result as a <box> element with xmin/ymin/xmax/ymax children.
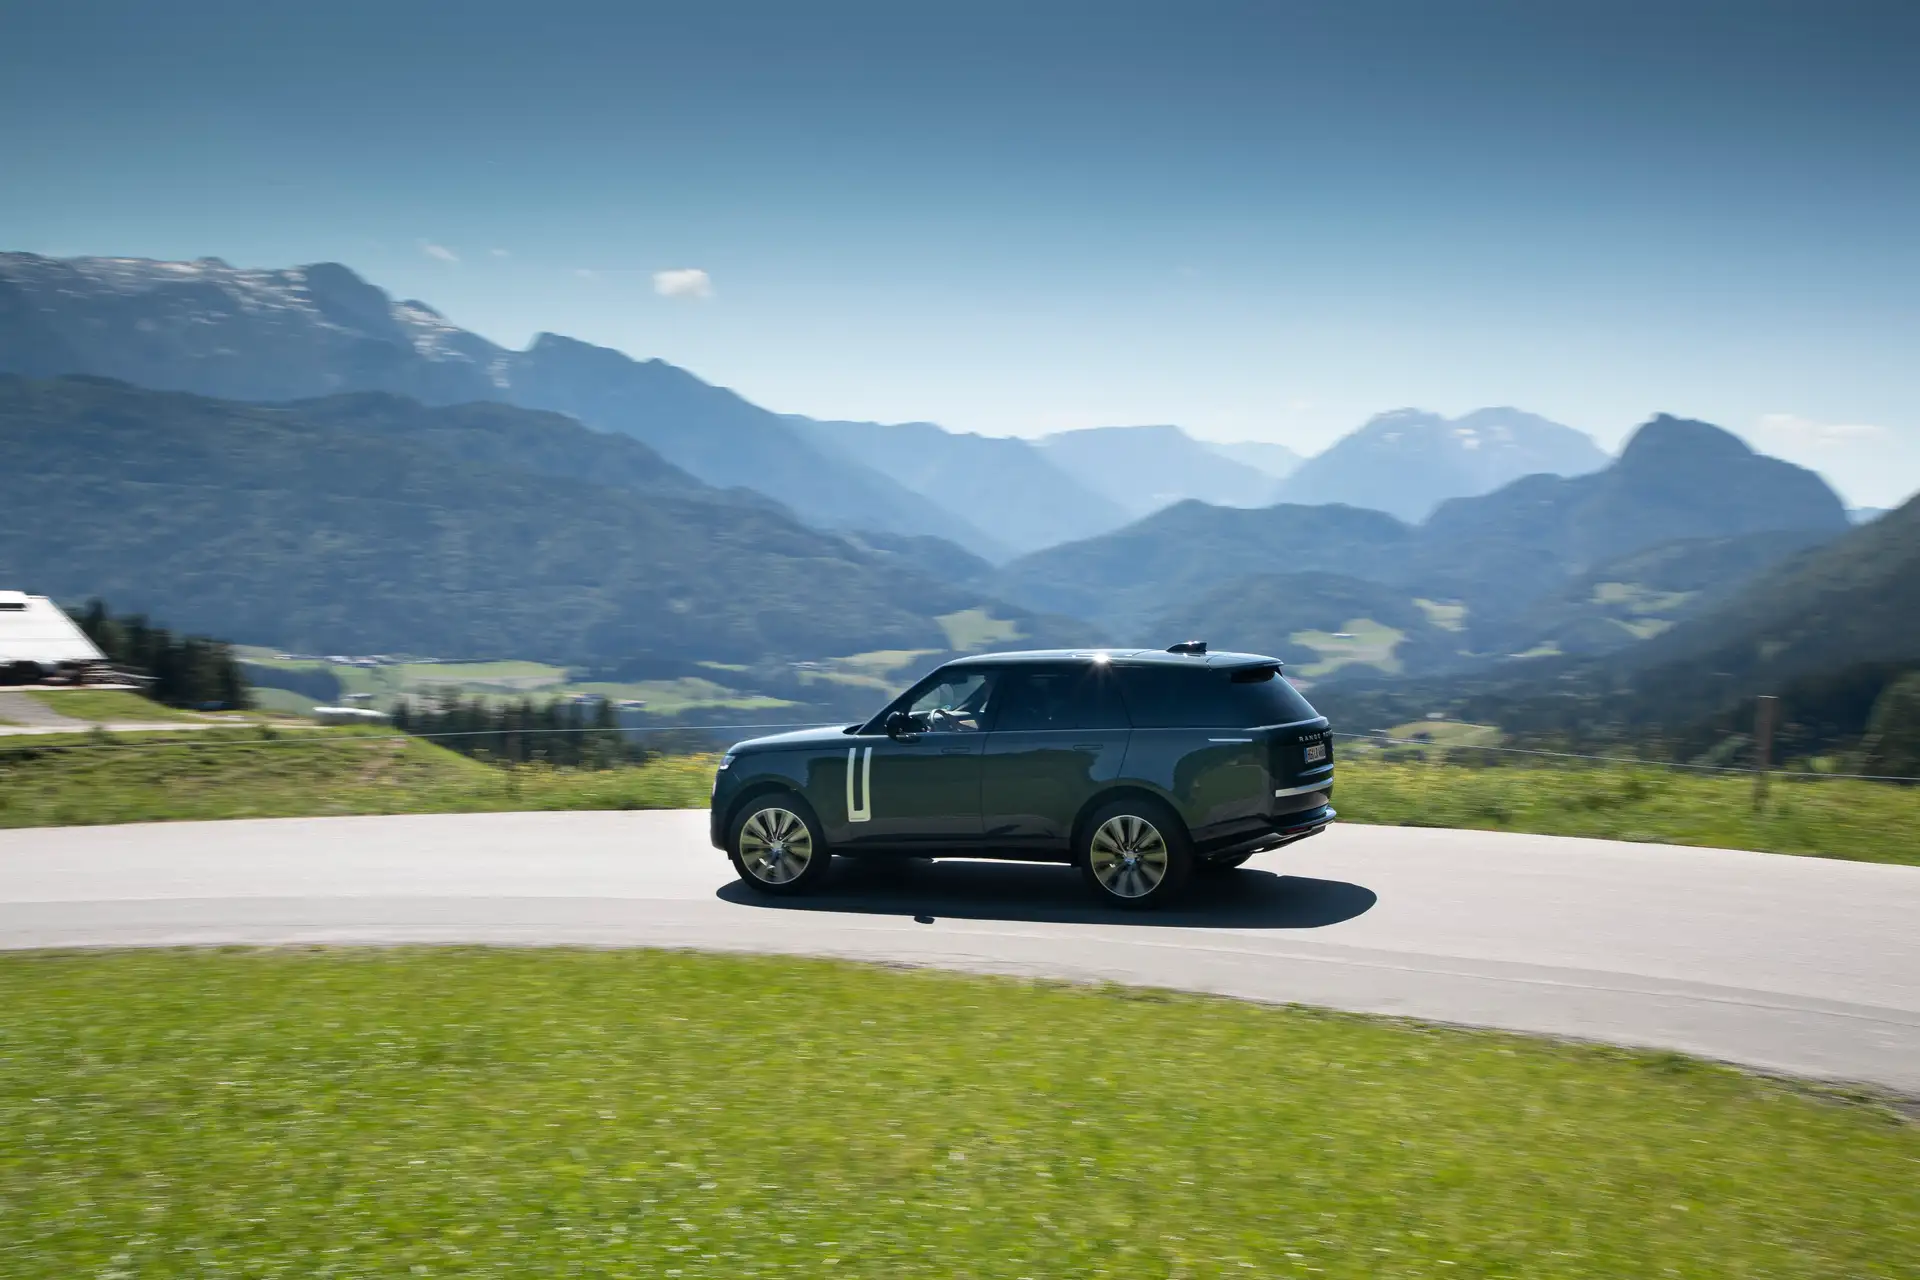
<box><xmin>0</xmin><ymin>254</ymin><xmax>1003</xmax><ymax>555</ymax></box>
<box><xmin>0</xmin><ymin>376</ymin><xmax>1063</xmax><ymax>664</ymax></box>
<box><xmin>999</xmin><ymin>415</ymin><xmax>1851</xmax><ymax>671</ymax></box>
<box><xmin>995</xmin><ymin>502</ymin><xmax>1416</xmax><ymax>635</ymax></box>
<box><xmin>1314</xmin><ymin>493</ymin><xmax>1920</xmax><ymax>762</ymax></box>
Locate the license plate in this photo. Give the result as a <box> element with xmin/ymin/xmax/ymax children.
<box><xmin>1304</xmin><ymin>743</ymin><xmax>1328</xmax><ymax>764</ymax></box>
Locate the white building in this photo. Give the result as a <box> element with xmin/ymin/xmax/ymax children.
<box><xmin>0</xmin><ymin>592</ymin><xmax>107</xmax><ymax>677</ymax></box>
<box><xmin>312</xmin><ymin>706</ymin><xmax>389</xmax><ymax>725</ymax></box>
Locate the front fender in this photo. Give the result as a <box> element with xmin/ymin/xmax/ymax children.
<box><xmin>709</xmin><ymin>750</ymin><xmax>830</xmax><ymax>849</ymax></box>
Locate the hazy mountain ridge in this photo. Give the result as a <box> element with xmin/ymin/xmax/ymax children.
<box><xmin>995</xmin><ymin>502</ymin><xmax>1418</xmax><ymax>636</ymax></box>
<box><xmin>0</xmin><ymin>253</ymin><xmax>1009</xmax><ymax>557</ymax></box>
<box><xmin>0</xmin><ymin>252</ymin><xmax>1351</xmax><ymax>561</ymax></box>
<box><xmin>791</xmin><ymin>417</ymin><xmax>1127</xmax><ymax>555</ymax></box>
<box><xmin>1000</xmin><ymin>415</ymin><xmax>1851</xmax><ymax>670</ymax></box>
<box><xmin>0</xmin><ymin>375</ymin><xmax>1072</xmax><ymax>666</ymax></box>
<box><xmin>1036</xmin><ymin>425</ymin><xmax>1283</xmax><ymax>515</ymax></box>
<box><xmin>1410</xmin><ymin>414</ymin><xmax>1849</xmax><ymax>638</ymax></box>
<box><xmin>1273</xmin><ymin>407</ymin><xmax>1609</xmax><ymax>523</ymax></box>
<box><xmin>1204</xmin><ymin>439</ymin><xmax>1304</xmax><ymax>481</ymax></box>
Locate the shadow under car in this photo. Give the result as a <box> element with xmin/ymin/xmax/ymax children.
<box><xmin>716</xmin><ymin>855</ymin><xmax>1376</xmax><ymax>929</ymax></box>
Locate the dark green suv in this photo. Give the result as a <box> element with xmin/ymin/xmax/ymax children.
<box><xmin>710</xmin><ymin>644</ymin><xmax>1335</xmax><ymax>909</ymax></box>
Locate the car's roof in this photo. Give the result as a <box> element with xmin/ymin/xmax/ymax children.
<box><xmin>943</xmin><ymin>647</ymin><xmax>1282</xmax><ymax>670</ymax></box>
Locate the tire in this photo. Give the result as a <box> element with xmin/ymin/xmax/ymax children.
<box><xmin>727</xmin><ymin>793</ymin><xmax>833</xmax><ymax>895</ymax></box>
<box><xmin>1197</xmin><ymin>850</ymin><xmax>1256</xmax><ymax>874</ymax></box>
<box><xmin>1077</xmin><ymin>797</ymin><xmax>1194</xmax><ymax>909</ymax></box>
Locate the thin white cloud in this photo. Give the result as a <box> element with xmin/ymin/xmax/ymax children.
<box><xmin>489</xmin><ymin>248</ymin><xmax>511</xmax><ymax>259</ymax></box>
<box><xmin>1755</xmin><ymin>413</ymin><xmax>1888</xmax><ymax>450</ymax></box>
<box><xmin>419</xmin><ymin>240</ymin><xmax>459</xmax><ymax>264</ymax></box>
<box><xmin>653</xmin><ymin>267</ymin><xmax>713</xmax><ymax>300</ymax></box>
<box><xmin>574</xmin><ymin>268</ymin><xmax>598</xmax><ymax>281</ymax></box>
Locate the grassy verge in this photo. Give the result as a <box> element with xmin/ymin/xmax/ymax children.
<box><xmin>2</xmin><ymin>730</ymin><xmax>1916</xmax><ymax>864</ymax></box>
<box><xmin>1</xmin><ymin>949</ymin><xmax>1912</xmax><ymax>1278</ymax></box>
<box><xmin>0</xmin><ymin>728</ymin><xmax>713</xmax><ymax>828</ymax></box>
<box><xmin>1335</xmin><ymin>756</ymin><xmax>1920</xmax><ymax>866</ymax></box>
<box><xmin>22</xmin><ymin>689</ymin><xmax>209</xmax><ymax>723</ymax></box>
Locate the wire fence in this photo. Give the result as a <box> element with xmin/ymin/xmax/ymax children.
<box><xmin>0</xmin><ymin>720</ymin><xmax>843</xmax><ymax>755</ymax></box>
<box><xmin>1332</xmin><ymin>731</ymin><xmax>1920</xmax><ymax>784</ymax></box>
<box><xmin>2</xmin><ymin>719</ymin><xmax>1915</xmax><ymax>784</ymax></box>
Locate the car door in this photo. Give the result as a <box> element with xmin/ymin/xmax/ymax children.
<box><xmin>980</xmin><ymin>663</ymin><xmax>1130</xmax><ymax>853</ymax></box>
<box><xmin>842</xmin><ymin>667</ymin><xmax>998</xmax><ymax>850</ymax></box>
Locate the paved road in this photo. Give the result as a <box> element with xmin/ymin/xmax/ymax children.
<box><xmin>1</xmin><ymin>811</ymin><xmax>1915</xmax><ymax>1091</ymax></box>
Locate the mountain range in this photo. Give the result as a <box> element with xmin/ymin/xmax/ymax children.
<box><xmin>995</xmin><ymin>415</ymin><xmax>1851</xmax><ymax>674</ymax></box>
<box><xmin>6</xmin><ymin>248</ymin><xmax>1893</xmax><ymax>761</ymax></box>
<box><xmin>1313</xmin><ymin>489</ymin><xmax>1920</xmax><ymax>763</ymax></box>
<box><xmin>0</xmin><ymin>375</ymin><xmax>1091</xmax><ymax>666</ymax></box>
<box><xmin>1272</xmin><ymin>407</ymin><xmax>1610</xmax><ymax>523</ymax></box>
<box><xmin>0</xmin><ymin>252</ymin><xmax>1615</xmax><ymax>558</ymax></box>
<box><xmin>1034</xmin><ymin>425</ymin><xmax>1284</xmax><ymax>515</ymax></box>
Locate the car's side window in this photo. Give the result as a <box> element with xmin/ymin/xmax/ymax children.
<box><xmin>991</xmin><ymin>668</ymin><xmax>1070</xmax><ymax>731</ymax></box>
<box><xmin>994</xmin><ymin>666</ymin><xmax>1130</xmax><ymax>731</ymax></box>
<box><xmin>1117</xmin><ymin>666</ymin><xmax>1215</xmax><ymax>727</ymax></box>
<box><xmin>904</xmin><ymin>670</ymin><xmax>996</xmax><ymax>733</ymax></box>
<box><xmin>1064</xmin><ymin>666</ymin><xmax>1130</xmax><ymax>729</ymax></box>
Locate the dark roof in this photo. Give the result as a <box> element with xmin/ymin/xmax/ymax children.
<box><xmin>944</xmin><ymin>648</ymin><xmax>1282</xmax><ymax>670</ymax></box>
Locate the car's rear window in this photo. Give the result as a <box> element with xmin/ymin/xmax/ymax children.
<box><xmin>1117</xmin><ymin>663</ymin><xmax>1318</xmax><ymax>728</ymax></box>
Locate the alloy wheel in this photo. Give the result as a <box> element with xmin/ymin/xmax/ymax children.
<box><xmin>738</xmin><ymin>807</ymin><xmax>814</xmax><ymax>884</ymax></box>
<box><xmin>1088</xmin><ymin>814</ymin><xmax>1170</xmax><ymax>899</ymax></box>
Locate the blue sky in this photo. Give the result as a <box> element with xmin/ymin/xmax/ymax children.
<box><xmin>3</xmin><ymin>0</ymin><xmax>1916</xmax><ymax>504</ymax></box>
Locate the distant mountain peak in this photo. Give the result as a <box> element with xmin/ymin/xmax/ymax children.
<box><xmin>1036</xmin><ymin>423</ymin><xmax>1283</xmax><ymax>517</ymax></box>
<box><xmin>1275</xmin><ymin>406</ymin><xmax>1609</xmax><ymax>523</ymax></box>
<box><xmin>1618</xmin><ymin>414</ymin><xmax>1758</xmax><ymax>470</ymax></box>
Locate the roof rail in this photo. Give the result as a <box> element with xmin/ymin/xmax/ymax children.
<box><xmin>1165</xmin><ymin>640</ymin><xmax>1207</xmax><ymax>655</ymax></box>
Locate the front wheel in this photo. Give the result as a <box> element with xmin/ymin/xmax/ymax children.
<box><xmin>728</xmin><ymin>795</ymin><xmax>832</xmax><ymax>895</ymax></box>
<box><xmin>1077</xmin><ymin>798</ymin><xmax>1193</xmax><ymax>910</ymax></box>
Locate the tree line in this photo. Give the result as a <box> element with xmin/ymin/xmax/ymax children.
<box><xmin>74</xmin><ymin>601</ymin><xmax>250</xmax><ymax>709</ymax></box>
<box><xmin>391</xmin><ymin>692</ymin><xmax>645</xmax><ymax>769</ymax></box>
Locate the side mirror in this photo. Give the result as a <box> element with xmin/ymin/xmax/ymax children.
<box><xmin>885</xmin><ymin>710</ymin><xmax>914</xmax><ymax>739</ymax></box>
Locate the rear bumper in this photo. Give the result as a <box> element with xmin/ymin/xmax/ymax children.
<box><xmin>1197</xmin><ymin>803</ymin><xmax>1336</xmax><ymax>861</ymax></box>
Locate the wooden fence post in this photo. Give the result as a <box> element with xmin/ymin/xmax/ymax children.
<box><xmin>1753</xmin><ymin>695</ymin><xmax>1777</xmax><ymax>811</ymax></box>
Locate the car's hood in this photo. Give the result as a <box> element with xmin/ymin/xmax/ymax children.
<box><xmin>728</xmin><ymin>724</ymin><xmax>861</xmax><ymax>754</ymax></box>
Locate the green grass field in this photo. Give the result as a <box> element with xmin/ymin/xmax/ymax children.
<box><xmin>23</xmin><ymin>689</ymin><xmax>210</xmax><ymax>723</ymax></box>
<box><xmin>936</xmin><ymin>607</ymin><xmax>1023</xmax><ymax>652</ymax></box>
<box><xmin>0</xmin><ymin>728</ymin><xmax>714</xmax><ymax>828</ymax></box>
<box><xmin>1335</xmin><ymin>756</ymin><xmax>1920</xmax><ymax>866</ymax></box>
<box><xmin>1381</xmin><ymin>719</ymin><xmax>1505</xmax><ymax>747</ymax></box>
<box><xmin>1289</xmin><ymin>619</ymin><xmax>1406</xmax><ymax>678</ymax></box>
<box><xmin>568</xmin><ymin>677</ymin><xmax>797</xmax><ymax>715</ymax></box>
<box><xmin>245</xmin><ymin>686</ymin><xmax>322</xmax><ymax>717</ymax></box>
<box><xmin>238</xmin><ymin>650</ymin><xmax>816</xmax><ymax>718</ymax></box>
<box><xmin>0</xmin><ymin>949</ymin><xmax>1912</xmax><ymax>1279</ymax></box>
<box><xmin>2</xmin><ymin>729</ymin><xmax>1916</xmax><ymax>863</ymax></box>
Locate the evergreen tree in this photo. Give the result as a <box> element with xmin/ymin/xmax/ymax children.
<box><xmin>65</xmin><ymin>601</ymin><xmax>249</xmax><ymax>709</ymax></box>
<box><xmin>1858</xmin><ymin>674</ymin><xmax>1920</xmax><ymax>781</ymax></box>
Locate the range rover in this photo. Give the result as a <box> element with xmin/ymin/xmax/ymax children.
<box><xmin>710</xmin><ymin>643</ymin><xmax>1335</xmax><ymax>908</ymax></box>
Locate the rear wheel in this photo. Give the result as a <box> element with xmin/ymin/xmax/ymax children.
<box><xmin>728</xmin><ymin>795</ymin><xmax>832</xmax><ymax>895</ymax></box>
<box><xmin>1078</xmin><ymin>798</ymin><xmax>1193</xmax><ymax>909</ymax></box>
